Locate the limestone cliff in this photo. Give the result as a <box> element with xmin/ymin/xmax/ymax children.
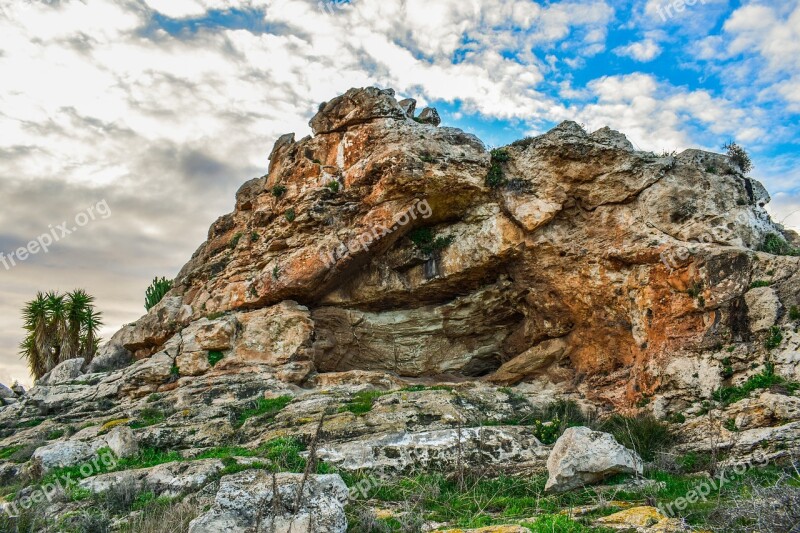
<box><xmin>2</xmin><ymin>87</ymin><xmax>800</xmax><ymax>532</ymax></box>
<box><xmin>98</xmin><ymin>87</ymin><xmax>798</xmax><ymax>413</ymax></box>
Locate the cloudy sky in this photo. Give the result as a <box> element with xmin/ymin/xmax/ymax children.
<box><xmin>1</xmin><ymin>0</ymin><xmax>799</xmax><ymax>386</ymax></box>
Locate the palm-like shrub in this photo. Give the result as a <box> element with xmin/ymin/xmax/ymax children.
<box><xmin>145</xmin><ymin>277</ymin><xmax>173</xmax><ymax>311</ymax></box>
<box><xmin>20</xmin><ymin>290</ymin><xmax>103</xmax><ymax>379</ymax></box>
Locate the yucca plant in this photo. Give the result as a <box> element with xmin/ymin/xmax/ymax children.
<box><xmin>145</xmin><ymin>277</ymin><xmax>173</xmax><ymax>311</ymax></box>
<box><xmin>20</xmin><ymin>289</ymin><xmax>103</xmax><ymax>379</ymax></box>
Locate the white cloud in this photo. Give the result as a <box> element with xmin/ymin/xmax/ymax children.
<box><xmin>613</xmin><ymin>38</ymin><xmax>662</xmax><ymax>61</ymax></box>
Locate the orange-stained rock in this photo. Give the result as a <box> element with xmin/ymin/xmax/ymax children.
<box><xmin>110</xmin><ymin>87</ymin><xmax>800</xmax><ymax>414</ymax></box>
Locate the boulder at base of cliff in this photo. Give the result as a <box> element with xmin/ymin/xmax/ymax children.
<box><xmin>545</xmin><ymin>426</ymin><xmax>643</xmax><ymax>493</ymax></box>
<box><xmin>188</xmin><ymin>471</ymin><xmax>349</xmax><ymax>533</ymax></box>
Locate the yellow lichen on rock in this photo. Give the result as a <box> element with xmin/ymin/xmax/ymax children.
<box><xmin>595</xmin><ymin>506</ymin><xmax>689</xmax><ymax>532</ymax></box>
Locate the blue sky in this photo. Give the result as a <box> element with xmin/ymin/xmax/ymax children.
<box><xmin>0</xmin><ymin>0</ymin><xmax>798</xmax><ymax>384</ymax></box>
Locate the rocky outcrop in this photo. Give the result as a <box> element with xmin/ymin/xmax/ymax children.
<box><xmin>73</xmin><ymin>86</ymin><xmax>797</xmax><ymax>418</ymax></box>
<box><xmin>188</xmin><ymin>471</ymin><xmax>349</xmax><ymax>533</ymax></box>
<box><xmin>545</xmin><ymin>427</ymin><xmax>643</xmax><ymax>493</ymax></box>
<box><xmin>316</xmin><ymin>426</ymin><xmax>548</xmax><ymax>475</ymax></box>
<box><xmin>1</xmin><ymin>86</ymin><xmax>799</xmax><ymax>531</ymax></box>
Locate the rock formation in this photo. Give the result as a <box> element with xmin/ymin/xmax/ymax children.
<box><xmin>1</xmin><ymin>86</ymin><xmax>799</xmax><ymax>531</ymax></box>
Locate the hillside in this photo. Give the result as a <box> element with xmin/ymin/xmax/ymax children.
<box><xmin>1</xmin><ymin>87</ymin><xmax>799</xmax><ymax>532</ymax></box>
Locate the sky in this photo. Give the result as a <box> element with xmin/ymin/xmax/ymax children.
<box><xmin>0</xmin><ymin>0</ymin><xmax>799</xmax><ymax>387</ymax></box>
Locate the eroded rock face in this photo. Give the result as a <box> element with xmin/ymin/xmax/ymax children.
<box><xmin>188</xmin><ymin>471</ymin><xmax>349</xmax><ymax>533</ymax></box>
<box><xmin>316</xmin><ymin>426</ymin><xmax>547</xmax><ymax>475</ymax></box>
<box><xmin>545</xmin><ymin>427</ymin><xmax>643</xmax><ymax>493</ymax></box>
<box><xmin>93</xmin><ymin>86</ymin><xmax>798</xmax><ymax>415</ymax></box>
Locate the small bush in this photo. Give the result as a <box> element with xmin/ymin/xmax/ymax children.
<box><xmin>750</xmin><ymin>280</ymin><xmax>771</xmax><ymax>289</ymax></box>
<box><xmin>790</xmin><ymin>306</ymin><xmax>800</xmax><ymax>321</ymax></box>
<box><xmin>720</xmin><ymin>358</ymin><xmax>734</xmax><ymax>379</ymax></box>
<box><xmin>686</xmin><ymin>281</ymin><xmax>704</xmax><ymax>299</ymax></box>
<box><xmin>250</xmin><ymin>231</ymin><xmax>259</xmax><ymax>242</ymax></box>
<box><xmin>326</xmin><ymin>180</ymin><xmax>340</xmax><ymax>193</ymax></box>
<box><xmin>284</xmin><ymin>208</ymin><xmax>296</xmax><ymax>222</ymax></box>
<box><xmin>598</xmin><ymin>414</ymin><xmax>675</xmax><ymax>462</ymax></box>
<box><xmin>485</xmin><ymin>148</ymin><xmax>510</xmax><ymax>188</ymax></box>
<box><xmin>723</xmin><ymin>141</ymin><xmax>752</xmax><ymax>174</ymax></box>
<box><xmin>760</xmin><ymin>233</ymin><xmax>800</xmax><ymax>256</ymax></box>
<box><xmin>207</xmin><ymin>350</ymin><xmax>224</xmax><ymax>366</ymax></box>
<box><xmin>145</xmin><ymin>277</ymin><xmax>173</xmax><ymax>311</ymax></box>
<box><xmin>272</xmin><ymin>185</ymin><xmax>287</xmax><ymax>198</ymax></box>
<box><xmin>765</xmin><ymin>326</ymin><xmax>783</xmax><ymax>350</ymax></box>
<box><xmin>229</xmin><ymin>232</ymin><xmax>243</xmax><ymax>249</ymax></box>
<box><xmin>408</xmin><ymin>227</ymin><xmax>454</xmax><ymax>255</ymax></box>
<box><xmin>510</xmin><ymin>136</ymin><xmax>535</xmax><ymax>149</ymax></box>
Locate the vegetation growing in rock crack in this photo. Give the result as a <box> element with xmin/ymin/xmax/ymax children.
<box><xmin>326</xmin><ymin>180</ymin><xmax>340</xmax><ymax>193</ymax></box>
<box><xmin>712</xmin><ymin>362</ymin><xmax>799</xmax><ymax>405</ymax></box>
<box><xmin>229</xmin><ymin>231</ymin><xmax>244</xmax><ymax>249</ymax></box>
<box><xmin>207</xmin><ymin>350</ymin><xmax>224</xmax><ymax>366</ymax></box>
<box><xmin>723</xmin><ymin>141</ymin><xmax>752</xmax><ymax>174</ymax></box>
<box><xmin>144</xmin><ymin>276</ymin><xmax>173</xmax><ymax>311</ymax></box>
<box><xmin>760</xmin><ymin>232</ymin><xmax>800</xmax><ymax>256</ymax></box>
<box><xmin>235</xmin><ymin>395</ymin><xmax>292</xmax><ymax>427</ymax></box>
<box><xmin>407</xmin><ymin>227</ymin><xmax>455</xmax><ymax>255</ymax></box>
<box><xmin>284</xmin><ymin>207</ymin><xmax>296</xmax><ymax>222</ymax></box>
<box><xmin>271</xmin><ymin>184</ymin><xmax>287</xmax><ymax>197</ymax></box>
<box><xmin>485</xmin><ymin>148</ymin><xmax>510</xmax><ymax>188</ymax></box>
<box><xmin>20</xmin><ymin>290</ymin><xmax>103</xmax><ymax>379</ymax></box>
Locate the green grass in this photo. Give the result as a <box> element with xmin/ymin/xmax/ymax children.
<box><xmin>16</xmin><ymin>418</ymin><xmax>45</xmax><ymax>428</ymax></box>
<box><xmin>207</xmin><ymin>350</ymin><xmax>224</xmax><ymax>366</ymax></box>
<box><xmin>46</xmin><ymin>429</ymin><xmax>65</xmax><ymax>440</ymax></box>
<box><xmin>338</xmin><ymin>390</ymin><xmax>390</xmax><ymax>415</ymax></box>
<box><xmin>750</xmin><ymin>280</ymin><xmax>771</xmax><ymax>288</ymax></box>
<box><xmin>712</xmin><ymin>363</ymin><xmax>799</xmax><ymax>405</ymax></box>
<box><xmin>235</xmin><ymin>395</ymin><xmax>292</xmax><ymax>427</ymax></box>
<box><xmin>345</xmin><ymin>462</ymin><xmax>795</xmax><ymax>531</ymax></box>
<box><xmin>129</xmin><ymin>408</ymin><xmax>166</xmax><ymax>429</ymax></box>
<box><xmin>766</xmin><ymin>326</ymin><xmax>783</xmax><ymax>350</ymax></box>
<box><xmin>0</xmin><ymin>445</ymin><xmax>23</xmax><ymax>459</ymax></box>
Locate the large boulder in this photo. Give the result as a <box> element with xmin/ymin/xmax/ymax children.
<box><xmin>0</xmin><ymin>384</ymin><xmax>16</xmax><ymax>401</ymax></box>
<box><xmin>31</xmin><ymin>426</ymin><xmax>137</xmax><ymax>474</ymax></box>
<box><xmin>188</xmin><ymin>471</ymin><xmax>349</xmax><ymax>533</ymax></box>
<box><xmin>80</xmin><ymin>459</ymin><xmax>224</xmax><ymax>497</ymax></box>
<box><xmin>310</xmin><ymin>86</ymin><xmax>407</xmax><ymax>135</ymax></box>
<box><xmin>545</xmin><ymin>427</ymin><xmax>643</xmax><ymax>493</ymax></box>
<box><xmin>38</xmin><ymin>358</ymin><xmax>85</xmax><ymax>386</ymax></box>
<box><xmin>316</xmin><ymin>426</ymin><xmax>547</xmax><ymax>475</ymax></box>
